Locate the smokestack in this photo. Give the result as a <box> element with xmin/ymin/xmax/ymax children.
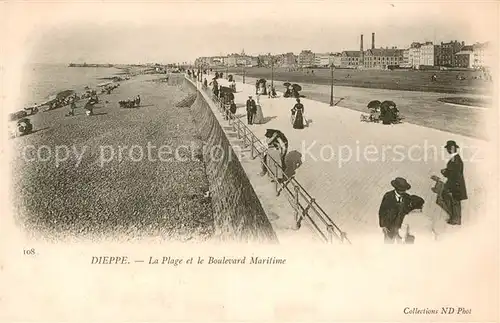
<box><xmin>372</xmin><ymin>33</ymin><xmax>375</xmax><ymax>49</ymax></box>
<box><xmin>360</xmin><ymin>34</ymin><xmax>364</xmax><ymax>66</ymax></box>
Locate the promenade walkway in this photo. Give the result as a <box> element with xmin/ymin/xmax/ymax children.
<box><xmin>187</xmin><ymin>77</ymin><xmax>322</xmax><ymax>244</ymax></box>
<box><xmin>202</xmin><ymin>73</ymin><xmax>493</xmax><ymax>244</ymax></box>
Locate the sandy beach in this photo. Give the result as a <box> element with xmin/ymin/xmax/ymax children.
<box><xmin>10</xmin><ymin>74</ymin><xmax>215</xmax><ymax>242</ymax></box>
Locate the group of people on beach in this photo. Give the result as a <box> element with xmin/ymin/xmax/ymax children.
<box><xmin>46</xmin><ymin>95</ymin><xmax>77</xmax><ymax>111</ymax></box>
<box><xmin>118</xmin><ymin>95</ymin><xmax>141</xmax><ymax>109</ymax></box>
<box><xmin>66</xmin><ymin>82</ymin><xmax>130</xmax><ymax>116</ymax></box>
<box><xmin>100</xmin><ymin>83</ymin><xmax>120</xmax><ymax>94</ymax></box>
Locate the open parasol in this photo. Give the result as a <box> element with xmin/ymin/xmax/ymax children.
<box><xmin>380</xmin><ymin>100</ymin><xmax>396</xmax><ymax>109</ymax></box>
<box><xmin>220</xmin><ymin>86</ymin><xmax>233</xmax><ymax>93</ymax></box>
<box><xmin>292</xmin><ymin>84</ymin><xmax>302</xmax><ymax>92</ymax></box>
<box><xmin>367</xmin><ymin>100</ymin><xmax>382</xmax><ymax>110</ymax></box>
<box><xmin>258</xmin><ymin>78</ymin><xmax>267</xmax><ymax>84</ymax></box>
<box><xmin>283</xmin><ymin>82</ymin><xmax>291</xmax><ymax>87</ymax></box>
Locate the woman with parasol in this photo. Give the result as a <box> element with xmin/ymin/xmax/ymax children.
<box><xmin>367</xmin><ymin>100</ymin><xmax>381</xmax><ymax>112</ymax></box>
<box><xmin>291</xmin><ymin>84</ymin><xmax>302</xmax><ymax>98</ymax></box>
<box><xmin>367</xmin><ymin>100</ymin><xmax>381</xmax><ymax>122</ymax></box>
<box><xmin>259</xmin><ymin>129</ymin><xmax>289</xmax><ymax>182</ymax></box>
<box><xmin>255</xmin><ymin>79</ymin><xmax>267</xmax><ymax>96</ymax></box>
<box><xmin>291</xmin><ymin>98</ymin><xmax>306</xmax><ymax>129</ymax></box>
<box><xmin>380</xmin><ymin>100</ymin><xmax>397</xmax><ymax>125</ymax></box>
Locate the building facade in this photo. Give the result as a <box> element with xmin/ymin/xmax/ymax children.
<box><xmin>314</xmin><ymin>53</ymin><xmax>331</xmax><ymax>67</ymax></box>
<box><xmin>472</xmin><ymin>42</ymin><xmax>492</xmax><ymax>69</ymax></box>
<box><xmin>455</xmin><ymin>45</ymin><xmax>474</xmax><ymax>68</ymax></box>
<box><xmin>401</xmin><ymin>49</ymin><xmax>410</xmax><ymax>67</ymax></box>
<box><xmin>434</xmin><ymin>41</ymin><xmax>464</xmax><ymax>67</ymax></box>
<box><xmin>407</xmin><ymin>42</ymin><xmax>434</xmax><ymax>68</ymax></box>
<box><xmin>282</xmin><ymin>52</ymin><xmax>297</xmax><ymax>67</ymax></box>
<box><xmin>272</xmin><ymin>52</ymin><xmax>296</xmax><ymax>67</ymax></box>
<box><xmin>363</xmin><ymin>48</ymin><xmax>403</xmax><ymax>69</ymax></box>
<box><xmin>340</xmin><ymin>51</ymin><xmax>360</xmax><ymax>68</ymax></box>
<box><xmin>226</xmin><ymin>54</ymin><xmax>238</xmax><ymax>67</ymax></box>
<box><xmin>420</xmin><ymin>42</ymin><xmax>435</xmax><ymax>66</ymax></box>
<box><xmin>298</xmin><ymin>50</ymin><xmax>315</xmax><ymax>67</ymax></box>
<box><xmin>331</xmin><ymin>53</ymin><xmax>342</xmax><ymax>67</ymax></box>
<box><xmin>212</xmin><ymin>56</ymin><xmax>226</xmax><ymax>65</ymax></box>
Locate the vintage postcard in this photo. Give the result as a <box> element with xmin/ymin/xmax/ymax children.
<box><xmin>0</xmin><ymin>0</ymin><xmax>498</xmax><ymax>322</ymax></box>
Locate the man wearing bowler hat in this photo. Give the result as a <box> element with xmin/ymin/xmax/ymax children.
<box><xmin>246</xmin><ymin>95</ymin><xmax>257</xmax><ymax>125</ymax></box>
<box><xmin>441</xmin><ymin>140</ymin><xmax>467</xmax><ymax>225</ymax></box>
<box><xmin>378</xmin><ymin>177</ymin><xmax>414</xmax><ymax>243</ymax></box>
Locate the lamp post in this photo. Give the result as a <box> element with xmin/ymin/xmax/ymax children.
<box><xmin>242</xmin><ymin>65</ymin><xmax>246</xmax><ymax>84</ymax></box>
<box><xmin>269</xmin><ymin>53</ymin><xmax>274</xmax><ymax>88</ymax></box>
<box><xmin>330</xmin><ymin>63</ymin><xmax>335</xmax><ymax>106</ymax></box>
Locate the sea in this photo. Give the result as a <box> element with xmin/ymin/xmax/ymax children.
<box><xmin>16</xmin><ymin>63</ymin><xmax>119</xmax><ymax>109</ymax></box>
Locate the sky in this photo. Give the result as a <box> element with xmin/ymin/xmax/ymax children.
<box><xmin>2</xmin><ymin>1</ymin><xmax>499</xmax><ymax>65</ymax></box>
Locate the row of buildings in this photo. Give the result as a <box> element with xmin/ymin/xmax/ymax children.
<box><xmin>194</xmin><ymin>33</ymin><xmax>493</xmax><ymax>70</ymax></box>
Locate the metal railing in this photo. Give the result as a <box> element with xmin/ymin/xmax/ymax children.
<box><xmin>187</xmin><ymin>74</ymin><xmax>351</xmax><ymax>244</ymax></box>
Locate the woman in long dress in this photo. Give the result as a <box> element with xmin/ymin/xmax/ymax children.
<box><xmin>261</xmin><ymin>131</ymin><xmax>285</xmax><ymax>182</ymax></box>
<box><xmin>265</xmin><ymin>145</ymin><xmax>283</xmax><ymax>182</ymax></box>
<box><xmin>291</xmin><ymin>98</ymin><xmax>305</xmax><ymax>129</ymax></box>
<box><xmin>253</xmin><ymin>84</ymin><xmax>265</xmax><ymax>124</ymax></box>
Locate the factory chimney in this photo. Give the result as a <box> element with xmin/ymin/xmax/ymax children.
<box><xmin>372</xmin><ymin>33</ymin><xmax>375</xmax><ymax>49</ymax></box>
<box><xmin>360</xmin><ymin>34</ymin><xmax>364</xmax><ymax>67</ymax></box>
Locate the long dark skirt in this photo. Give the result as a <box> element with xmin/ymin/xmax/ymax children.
<box><xmin>292</xmin><ymin>110</ymin><xmax>305</xmax><ymax>129</ymax></box>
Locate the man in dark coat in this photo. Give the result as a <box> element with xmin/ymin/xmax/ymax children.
<box><xmin>379</xmin><ymin>177</ymin><xmax>415</xmax><ymax>243</ymax></box>
<box><xmin>212</xmin><ymin>80</ymin><xmax>219</xmax><ymax>98</ymax></box>
<box><xmin>246</xmin><ymin>95</ymin><xmax>257</xmax><ymax>125</ymax></box>
<box><xmin>441</xmin><ymin>140</ymin><xmax>468</xmax><ymax>225</ymax></box>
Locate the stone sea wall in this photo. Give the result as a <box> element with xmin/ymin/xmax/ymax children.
<box><xmin>175</xmin><ymin>75</ymin><xmax>278</xmax><ymax>243</ymax></box>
